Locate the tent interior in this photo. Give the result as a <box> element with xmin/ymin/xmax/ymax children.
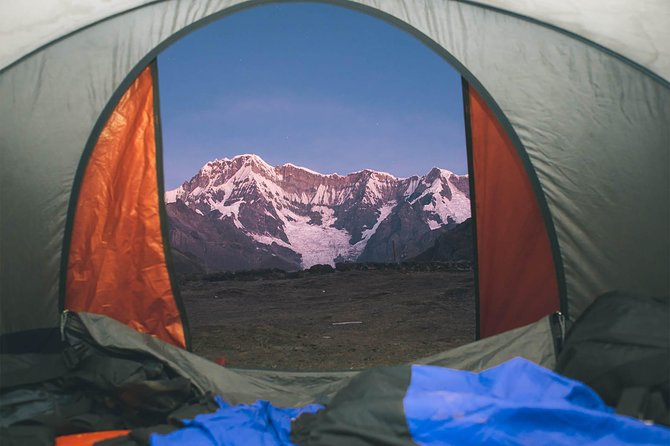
<box><xmin>0</xmin><ymin>1</ymin><xmax>668</xmax><ymax>444</ymax></box>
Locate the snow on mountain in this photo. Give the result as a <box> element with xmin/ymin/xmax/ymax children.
<box><xmin>166</xmin><ymin>154</ymin><xmax>470</xmax><ymax>270</ymax></box>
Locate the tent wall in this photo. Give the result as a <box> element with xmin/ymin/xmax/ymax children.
<box><xmin>0</xmin><ymin>0</ymin><xmax>668</xmax><ymax>339</ymax></box>
<box><xmin>465</xmin><ymin>85</ymin><xmax>560</xmax><ymax>338</ymax></box>
<box><xmin>65</xmin><ymin>65</ymin><xmax>187</xmax><ymax>349</ymax></box>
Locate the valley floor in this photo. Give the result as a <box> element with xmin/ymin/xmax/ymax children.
<box><xmin>181</xmin><ymin>269</ymin><xmax>475</xmax><ymax>371</ymax></box>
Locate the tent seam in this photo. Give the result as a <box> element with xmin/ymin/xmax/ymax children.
<box><xmin>461</xmin><ymin>79</ymin><xmax>481</xmax><ymax>340</ymax></box>
<box><xmin>151</xmin><ymin>60</ymin><xmax>193</xmax><ymax>351</ymax></box>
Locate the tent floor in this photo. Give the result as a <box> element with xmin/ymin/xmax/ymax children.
<box><xmin>181</xmin><ymin>269</ymin><xmax>475</xmax><ymax>371</ymax></box>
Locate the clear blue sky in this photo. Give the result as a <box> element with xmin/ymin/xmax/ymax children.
<box><xmin>158</xmin><ymin>2</ymin><xmax>466</xmax><ymax>189</ymax></box>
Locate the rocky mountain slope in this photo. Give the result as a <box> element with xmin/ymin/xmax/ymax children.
<box><xmin>166</xmin><ymin>154</ymin><xmax>470</xmax><ymax>272</ymax></box>
<box><xmin>408</xmin><ymin>218</ymin><xmax>474</xmax><ymax>263</ymax></box>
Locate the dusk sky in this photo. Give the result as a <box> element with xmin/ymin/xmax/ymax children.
<box><xmin>158</xmin><ymin>2</ymin><xmax>466</xmax><ymax>189</ymax></box>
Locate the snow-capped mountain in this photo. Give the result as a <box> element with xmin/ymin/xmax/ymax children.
<box><xmin>165</xmin><ymin>154</ymin><xmax>470</xmax><ymax>272</ymax></box>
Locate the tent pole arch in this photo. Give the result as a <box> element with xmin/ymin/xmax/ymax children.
<box><xmin>57</xmin><ymin>0</ymin><xmax>567</xmax><ymax>342</ymax></box>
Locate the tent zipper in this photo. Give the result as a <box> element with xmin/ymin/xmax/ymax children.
<box><xmin>60</xmin><ymin>310</ymin><xmax>70</xmax><ymax>341</ymax></box>
<box><xmin>550</xmin><ymin>311</ymin><xmax>566</xmax><ymax>356</ymax></box>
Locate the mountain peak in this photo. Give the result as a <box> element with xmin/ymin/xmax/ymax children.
<box><xmin>225</xmin><ymin>153</ymin><xmax>266</xmax><ymax>163</ymax></box>
<box><xmin>353</xmin><ymin>168</ymin><xmax>398</xmax><ymax>180</ymax></box>
<box><xmin>426</xmin><ymin>166</ymin><xmax>456</xmax><ymax>179</ymax></box>
<box><xmin>279</xmin><ymin>162</ymin><xmax>338</xmax><ymax>177</ymax></box>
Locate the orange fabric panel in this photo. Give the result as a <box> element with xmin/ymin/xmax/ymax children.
<box><xmin>469</xmin><ymin>87</ymin><xmax>559</xmax><ymax>338</ymax></box>
<box><xmin>56</xmin><ymin>430</ymin><xmax>130</xmax><ymax>446</ymax></box>
<box><xmin>66</xmin><ymin>66</ymin><xmax>186</xmax><ymax>348</ymax></box>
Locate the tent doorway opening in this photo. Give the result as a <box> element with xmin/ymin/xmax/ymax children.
<box><xmin>158</xmin><ymin>2</ymin><xmax>476</xmax><ymax>370</ymax></box>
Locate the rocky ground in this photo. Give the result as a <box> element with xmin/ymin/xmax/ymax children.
<box><xmin>180</xmin><ymin>267</ymin><xmax>475</xmax><ymax>371</ymax></box>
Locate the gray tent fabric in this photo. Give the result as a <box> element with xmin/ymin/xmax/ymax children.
<box><xmin>2</xmin><ymin>1</ymin><xmax>669</xmax><ymax>81</ymax></box>
<box><xmin>416</xmin><ymin>314</ymin><xmax>557</xmax><ymax>371</ymax></box>
<box><xmin>70</xmin><ymin>311</ymin><xmax>556</xmax><ymax>406</ymax></box>
<box><xmin>0</xmin><ymin>0</ymin><xmax>156</xmax><ymax>70</ymax></box>
<box><xmin>1</xmin><ymin>0</ymin><xmax>668</xmax><ymax>336</ymax></box>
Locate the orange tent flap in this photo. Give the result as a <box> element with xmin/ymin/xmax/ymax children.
<box><xmin>56</xmin><ymin>430</ymin><xmax>130</xmax><ymax>446</ymax></box>
<box><xmin>468</xmin><ymin>86</ymin><xmax>559</xmax><ymax>338</ymax></box>
<box><xmin>66</xmin><ymin>65</ymin><xmax>186</xmax><ymax>348</ymax></box>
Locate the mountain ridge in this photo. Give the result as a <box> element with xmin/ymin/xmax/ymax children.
<box><xmin>166</xmin><ymin>154</ymin><xmax>470</xmax><ymax>272</ymax></box>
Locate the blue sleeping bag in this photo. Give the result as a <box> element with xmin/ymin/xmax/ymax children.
<box><xmin>152</xmin><ymin>358</ymin><xmax>670</xmax><ymax>445</ymax></box>
<box><xmin>151</xmin><ymin>396</ymin><xmax>323</xmax><ymax>446</ymax></box>
<box><xmin>405</xmin><ymin>358</ymin><xmax>670</xmax><ymax>445</ymax></box>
